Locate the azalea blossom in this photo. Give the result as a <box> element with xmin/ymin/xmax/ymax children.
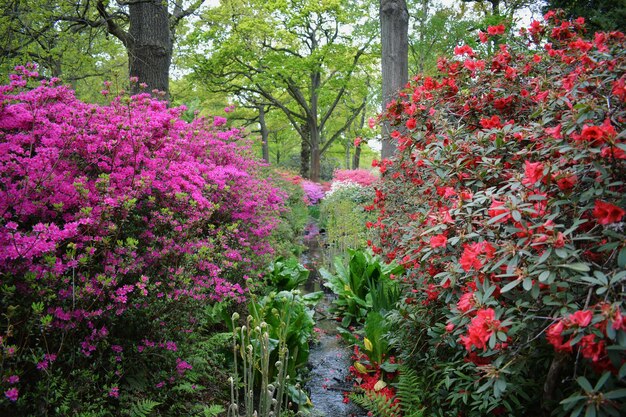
<box><xmin>593</xmin><ymin>200</ymin><xmax>625</xmax><ymax>225</ymax></box>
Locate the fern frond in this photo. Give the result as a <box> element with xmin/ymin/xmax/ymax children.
<box><xmin>397</xmin><ymin>365</ymin><xmax>424</xmax><ymax>417</ymax></box>
<box><xmin>128</xmin><ymin>399</ymin><xmax>161</xmax><ymax>417</ymax></box>
<box><xmin>199</xmin><ymin>403</ymin><xmax>225</xmax><ymax>417</ymax></box>
<box><xmin>350</xmin><ymin>390</ymin><xmax>401</xmax><ymax>417</ymax></box>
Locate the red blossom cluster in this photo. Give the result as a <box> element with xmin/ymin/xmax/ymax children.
<box><xmin>370</xmin><ymin>10</ymin><xmax>626</xmax><ymax>415</ymax></box>
<box><xmin>546</xmin><ymin>304</ymin><xmax>626</xmax><ymax>371</ymax></box>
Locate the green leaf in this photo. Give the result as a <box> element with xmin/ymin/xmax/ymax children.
<box><xmin>605</xmin><ymin>388</ymin><xmax>626</xmax><ymax>400</ymax></box>
<box><xmin>538</xmin><ymin>270</ymin><xmax>551</xmax><ymax>282</ymax></box>
<box><xmin>618</xmin><ymin>246</ymin><xmax>626</xmax><ymax>268</ymax></box>
<box><xmin>576</xmin><ymin>376</ymin><xmax>593</xmax><ymax>393</ymax></box>
<box><xmin>557</xmin><ymin>263</ymin><xmax>590</xmax><ymax>272</ymax></box>
<box><xmin>501</xmin><ymin>279</ymin><xmax>521</xmax><ymax>293</ymax></box>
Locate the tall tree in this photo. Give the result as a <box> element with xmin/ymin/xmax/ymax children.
<box><xmin>192</xmin><ymin>0</ymin><xmax>375</xmax><ymax>181</ymax></box>
<box><xmin>91</xmin><ymin>0</ymin><xmax>206</xmax><ymax>99</ymax></box>
<box><xmin>380</xmin><ymin>0</ymin><xmax>408</xmax><ymax>159</ymax></box>
<box><xmin>0</xmin><ymin>0</ymin><xmax>125</xmax><ymax>99</ymax></box>
<box><xmin>2</xmin><ymin>0</ymin><xmax>207</xmax><ymax>99</ymax></box>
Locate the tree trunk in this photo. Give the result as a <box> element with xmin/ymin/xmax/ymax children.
<box><xmin>310</xmin><ymin>123</ymin><xmax>321</xmax><ymax>182</ymax></box>
<box><xmin>352</xmin><ymin>145</ymin><xmax>361</xmax><ymax>169</ymax></box>
<box><xmin>259</xmin><ymin>105</ymin><xmax>269</xmax><ymax>162</ymax></box>
<box><xmin>380</xmin><ymin>0</ymin><xmax>409</xmax><ymax>160</ymax></box>
<box><xmin>300</xmin><ymin>124</ymin><xmax>310</xmax><ymax>178</ymax></box>
<box><xmin>309</xmin><ymin>70</ymin><xmax>322</xmax><ymax>181</ymax></box>
<box><xmin>128</xmin><ymin>0</ymin><xmax>172</xmax><ymax>98</ymax></box>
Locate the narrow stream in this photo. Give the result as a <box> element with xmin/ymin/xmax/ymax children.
<box><xmin>300</xmin><ymin>221</ymin><xmax>367</xmax><ymax>417</ymax></box>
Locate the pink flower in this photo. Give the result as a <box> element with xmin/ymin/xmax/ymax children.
<box><xmin>108</xmin><ymin>386</ymin><xmax>119</xmax><ymax>398</ymax></box>
<box><xmin>4</xmin><ymin>388</ymin><xmax>18</xmax><ymax>402</ymax></box>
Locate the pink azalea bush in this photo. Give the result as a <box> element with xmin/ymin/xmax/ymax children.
<box><xmin>301</xmin><ymin>180</ymin><xmax>325</xmax><ymax>205</ymax></box>
<box><xmin>370</xmin><ymin>13</ymin><xmax>625</xmax><ymax>417</ymax></box>
<box><xmin>0</xmin><ymin>66</ymin><xmax>285</xmax><ymax>414</ymax></box>
<box><xmin>332</xmin><ymin>169</ymin><xmax>378</xmax><ymax>187</ymax></box>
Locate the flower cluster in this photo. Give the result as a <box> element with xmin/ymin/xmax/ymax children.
<box><xmin>371</xmin><ymin>12</ymin><xmax>626</xmax><ymax>416</ymax></box>
<box><xmin>332</xmin><ymin>169</ymin><xmax>378</xmax><ymax>187</ymax></box>
<box><xmin>0</xmin><ymin>68</ymin><xmax>285</xmax><ymax>414</ymax></box>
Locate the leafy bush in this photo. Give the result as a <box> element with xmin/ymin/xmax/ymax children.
<box><xmin>267</xmin><ymin>174</ymin><xmax>308</xmax><ymax>257</ymax></box>
<box><xmin>0</xmin><ymin>68</ymin><xmax>285</xmax><ymax>415</ymax></box>
<box><xmin>319</xmin><ymin>181</ymin><xmax>376</xmax><ymax>264</ymax></box>
<box><xmin>371</xmin><ymin>13</ymin><xmax>625</xmax><ymax>417</ymax></box>
<box><xmin>264</xmin><ymin>257</ymin><xmax>310</xmax><ymax>291</ymax></box>
<box><xmin>321</xmin><ymin>249</ymin><xmax>403</xmax><ymax>327</ymax></box>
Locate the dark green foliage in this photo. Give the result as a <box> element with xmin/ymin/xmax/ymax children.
<box><xmin>542</xmin><ymin>0</ymin><xmax>626</xmax><ymax>32</ymax></box>
<box><xmin>127</xmin><ymin>399</ymin><xmax>161</xmax><ymax>417</ymax></box>
<box><xmin>321</xmin><ymin>249</ymin><xmax>403</xmax><ymax>326</ymax></box>
<box><xmin>265</xmin><ymin>257</ymin><xmax>310</xmax><ymax>291</ymax></box>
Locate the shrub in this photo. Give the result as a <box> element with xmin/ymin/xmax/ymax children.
<box><xmin>319</xmin><ymin>181</ymin><xmax>376</xmax><ymax>264</ymax></box>
<box><xmin>332</xmin><ymin>169</ymin><xmax>379</xmax><ymax>187</ymax></box>
<box><xmin>371</xmin><ymin>13</ymin><xmax>625</xmax><ymax>417</ymax></box>
<box><xmin>301</xmin><ymin>180</ymin><xmax>325</xmax><ymax>205</ymax></box>
<box><xmin>0</xmin><ymin>68</ymin><xmax>285</xmax><ymax>415</ymax></box>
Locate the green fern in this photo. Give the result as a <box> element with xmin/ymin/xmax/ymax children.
<box><xmin>127</xmin><ymin>399</ymin><xmax>161</xmax><ymax>417</ymax></box>
<box><xmin>350</xmin><ymin>390</ymin><xmax>401</xmax><ymax>417</ymax></box>
<box><xmin>396</xmin><ymin>365</ymin><xmax>425</xmax><ymax>417</ymax></box>
<box><xmin>197</xmin><ymin>403</ymin><xmax>225</xmax><ymax>417</ymax></box>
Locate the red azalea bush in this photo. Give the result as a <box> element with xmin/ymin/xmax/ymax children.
<box><xmin>0</xmin><ymin>67</ymin><xmax>285</xmax><ymax>414</ymax></box>
<box><xmin>371</xmin><ymin>13</ymin><xmax>626</xmax><ymax>417</ymax></box>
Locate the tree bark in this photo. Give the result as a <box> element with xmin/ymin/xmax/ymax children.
<box><xmin>380</xmin><ymin>0</ymin><xmax>409</xmax><ymax>160</ymax></box>
<box><xmin>309</xmin><ymin>71</ymin><xmax>322</xmax><ymax>181</ymax></box>
<box><xmin>352</xmin><ymin>145</ymin><xmax>361</xmax><ymax>169</ymax></box>
<box><xmin>300</xmin><ymin>124</ymin><xmax>310</xmax><ymax>178</ymax></box>
<box><xmin>127</xmin><ymin>0</ymin><xmax>172</xmax><ymax>99</ymax></box>
<box><xmin>259</xmin><ymin>105</ymin><xmax>269</xmax><ymax>162</ymax></box>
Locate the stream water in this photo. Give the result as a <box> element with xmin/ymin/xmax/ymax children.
<box><xmin>300</xmin><ymin>221</ymin><xmax>367</xmax><ymax>417</ymax></box>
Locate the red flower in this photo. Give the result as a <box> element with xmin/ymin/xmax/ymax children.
<box><xmin>459</xmin><ymin>308</ymin><xmax>504</xmax><ymax>351</ymax></box>
<box><xmin>406</xmin><ymin>118</ymin><xmax>417</xmax><ymax>130</ymax></box>
<box><xmin>430</xmin><ymin>234</ymin><xmax>447</xmax><ymax>248</ymax></box>
<box><xmin>460</xmin><ymin>242</ymin><xmax>495</xmax><ymax>272</ymax></box>
<box><xmin>478</xmin><ymin>31</ymin><xmax>488</xmax><ymax>43</ymax></box>
<box><xmin>480</xmin><ymin>115</ymin><xmax>502</xmax><ymax>129</ymax></box>
<box><xmin>546</xmin><ymin>321</ymin><xmax>572</xmax><ymax>353</ymax></box>
<box><xmin>579</xmin><ymin>334</ymin><xmax>606</xmax><ymax>362</ymax></box>
<box><xmin>487</xmin><ymin>24</ymin><xmax>506</xmax><ymax>35</ymax></box>
<box><xmin>555</xmin><ymin>173</ymin><xmax>577</xmax><ymax>190</ymax></box>
<box><xmin>354</xmin><ymin>137</ymin><xmax>363</xmax><ymax>147</ymax></box>
<box><xmin>522</xmin><ymin>160</ymin><xmax>545</xmax><ymax>186</ymax></box>
<box><xmin>568</xmin><ymin>310</ymin><xmax>592</xmax><ymax>327</ymax></box>
<box><xmin>457</xmin><ymin>292</ymin><xmax>475</xmax><ymax>313</ymax></box>
<box><xmin>488</xmin><ymin>199</ymin><xmax>510</xmax><ymax>223</ymax></box>
<box><xmin>460</xmin><ymin>244</ymin><xmax>482</xmax><ymax>271</ymax></box>
<box><xmin>454</xmin><ymin>44</ymin><xmax>475</xmax><ymax>56</ymax></box>
<box><xmin>593</xmin><ymin>200</ymin><xmax>625</xmax><ymax>225</ymax></box>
